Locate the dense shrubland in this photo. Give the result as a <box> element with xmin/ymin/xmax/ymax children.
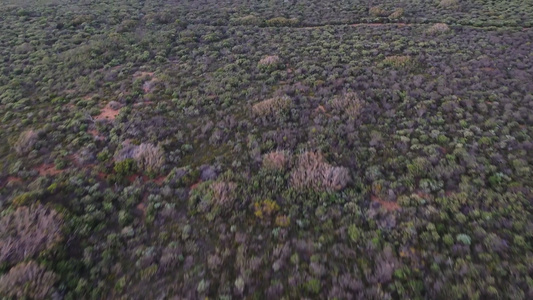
<box><xmin>1</xmin><ymin>0</ymin><xmax>533</xmax><ymax>299</ymax></box>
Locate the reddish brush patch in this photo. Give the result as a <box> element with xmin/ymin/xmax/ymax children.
<box><xmin>35</xmin><ymin>164</ymin><xmax>63</xmax><ymax>176</ymax></box>
<box><xmin>315</xmin><ymin>105</ymin><xmax>326</xmax><ymax>113</ymax></box>
<box><xmin>1</xmin><ymin>176</ymin><xmax>23</xmax><ymax>188</ymax></box>
<box><xmin>445</xmin><ymin>190</ymin><xmax>455</xmax><ymax>197</ymax></box>
<box><xmin>415</xmin><ymin>191</ymin><xmax>433</xmax><ymax>200</ymax></box>
<box><xmin>136</xmin><ymin>192</ymin><xmax>150</xmax><ymax>218</ymax></box>
<box><xmin>190</xmin><ymin>180</ymin><xmax>202</xmax><ymax>190</ymax></box>
<box><xmin>480</xmin><ymin>67</ymin><xmax>496</xmax><ymax>72</ymax></box>
<box><xmin>352</xmin><ymin>22</ymin><xmax>409</xmax><ymax>28</ymax></box>
<box><xmin>94</xmin><ymin>103</ymin><xmax>120</xmax><ymax>121</ymax></box>
<box><xmin>88</xmin><ymin>129</ymin><xmax>105</xmax><ymax>140</ymax></box>
<box><xmin>127</xmin><ymin>174</ymin><xmax>149</xmax><ymax>183</ymax></box>
<box><xmin>133</xmin><ymin>71</ymin><xmax>155</xmax><ymax>78</ymax></box>
<box><xmin>7</xmin><ymin>176</ymin><xmax>22</xmax><ymax>184</ymax></box>
<box><xmin>312</xmin><ymin>105</ymin><xmax>331</xmax><ymax>118</ymax></box>
<box><xmin>152</xmin><ymin>175</ymin><xmax>166</xmax><ymax>185</ymax></box>
<box><xmin>371</xmin><ymin>195</ymin><xmax>401</xmax><ymax>212</ymax></box>
<box><xmin>136</xmin><ymin>202</ymin><xmax>147</xmax><ymax>217</ymax></box>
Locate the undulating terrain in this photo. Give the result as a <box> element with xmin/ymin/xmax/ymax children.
<box><xmin>1</xmin><ymin>0</ymin><xmax>533</xmax><ymax>299</ymax></box>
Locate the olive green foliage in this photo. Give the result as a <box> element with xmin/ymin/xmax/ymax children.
<box><xmin>114</xmin><ymin>158</ymin><xmax>137</xmax><ymax>176</ymax></box>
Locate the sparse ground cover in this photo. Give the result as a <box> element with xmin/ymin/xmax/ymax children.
<box><xmin>1</xmin><ymin>0</ymin><xmax>533</xmax><ymax>299</ymax></box>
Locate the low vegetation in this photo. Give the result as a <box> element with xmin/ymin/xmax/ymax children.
<box><xmin>0</xmin><ymin>0</ymin><xmax>532</xmax><ymax>298</ymax></box>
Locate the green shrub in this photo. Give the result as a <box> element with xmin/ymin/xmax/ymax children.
<box><xmin>304</xmin><ymin>278</ymin><xmax>321</xmax><ymax>294</ymax></box>
<box><xmin>265</xmin><ymin>17</ymin><xmax>299</xmax><ymax>27</ymax></box>
<box><xmin>348</xmin><ymin>224</ymin><xmax>361</xmax><ymax>242</ymax></box>
<box><xmin>456</xmin><ymin>234</ymin><xmax>472</xmax><ymax>246</ymax></box>
<box><xmin>114</xmin><ymin>158</ymin><xmax>137</xmax><ymax>177</ymax></box>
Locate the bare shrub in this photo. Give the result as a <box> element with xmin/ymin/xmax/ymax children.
<box><xmin>439</xmin><ymin>0</ymin><xmax>459</xmax><ymax>8</ymax></box>
<box><xmin>262</xmin><ymin>150</ymin><xmax>291</xmax><ymax>171</ymax></box>
<box><xmin>13</xmin><ymin>130</ymin><xmax>38</xmax><ymax>155</ymax></box>
<box><xmin>0</xmin><ymin>205</ymin><xmax>63</xmax><ymax>264</ymax></box>
<box><xmin>265</xmin><ymin>17</ymin><xmax>299</xmax><ymax>27</ymax></box>
<box><xmin>231</xmin><ymin>15</ymin><xmax>263</xmax><ymax>26</ymax></box>
<box><xmin>210</xmin><ymin>181</ymin><xmax>237</xmax><ymax>208</ymax></box>
<box><xmin>366</xmin><ymin>245</ymin><xmax>399</xmax><ymax>284</ymax></box>
<box><xmin>252</xmin><ymin>96</ymin><xmax>292</xmax><ymax>119</ymax></box>
<box><xmin>116</xmin><ymin>143</ymin><xmax>165</xmax><ymax>172</ymax></box>
<box><xmin>290</xmin><ymin>151</ymin><xmax>350</xmax><ymax>191</ymax></box>
<box><xmin>258</xmin><ymin>55</ymin><xmax>280</xmax><ymax>66</ymax></box>
<box><xmin>388</xmin><ymin>8</ymin><xmax>404</xmax><ymax>19</ymax></box>
<box><xmin>369</xmin><ymin>6</ymin><xmax>388</xmax><ymax>17</ymax></box>
<box><xmin>0</xmin><ymin>261</ymin><xmax>58</xmax><ymax>300</ymax></box>
<box><xmin>329</xmin><ymin>92</ymin><xmax>364</xmax><ymax>119</ymax></box>
<box><xmin>427</xmin><ymin>23</ymin><xmax>450</xmax><ymax>35</ymax></box>
<box><xmin>133</xmin><ymin>143</ymin><xmax>165</xmax><ymax>172</ymax></box>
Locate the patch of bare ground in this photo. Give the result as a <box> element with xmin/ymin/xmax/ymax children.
<box><xmin>371</xmin><ymin>195</ymin><xmax>401</xmax><ymax>212</ymax></box>
<box><xmin>298</xmin><ymin>23</ymin><xmax>410</xmax><ymax>30</ymax></box>
<box><xmin>352</xmin><ymin>22</ymin><xmax>409</xmax><ymax>28</ymax></box>
<box><xmin>480</xmin><ymin>67</ymin><xmax>496</xmax><ymax>72</ymax></box>
<box><xmin>133</xmin><ymin>71</ymin><xmax>155</xmax><ymax>78</ymax></box>
<box><xmin>35</xmin><ymin>164</ymin><xmax>64</xmax><ymax>176</ymax></box>
<box><xmin>94</xmin><ymin>103</ymin><xmax>121</xmax><ymax>121</ymax></box>
<box><xmin>88</xmin><ymin>129</ymin><xmax>105</xmax><ymax>140</ymax></box>
<box><xmin>415</xmin><ymin>191</ymin><xmax>433</xmax><ymax>200</ymax></box>
<box><xmin>135</xmin><ymin>192</ymin><xmax>150</xmax><ymax>219</ymax></box>
<box><xmin>0</xmin><ymin>176</ymin><xmax>23</xmax><ymax>188</ymax></box>
<box><xmin>126</xmin><ymin>173</ymin><xmax>149</xmax><ymax>184</ymax></box>
<box><xmin>316</xmin><ymin>104</ymin><xmax>333</xmax><ymax>115</ymax></box>
<box><xmin>190</xmin><ymin>180</ymin><xmax>202</xmax><ymax>190</ymax></box>
<box><xmin>153</xmin><ymin>175</ymin><xmax>167</xmax><ymax>185</ymax></box>
<box><xmin>136</xmin><ymin>202</ymin><xmax>147</xmax><ymax>217</ymax></box>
